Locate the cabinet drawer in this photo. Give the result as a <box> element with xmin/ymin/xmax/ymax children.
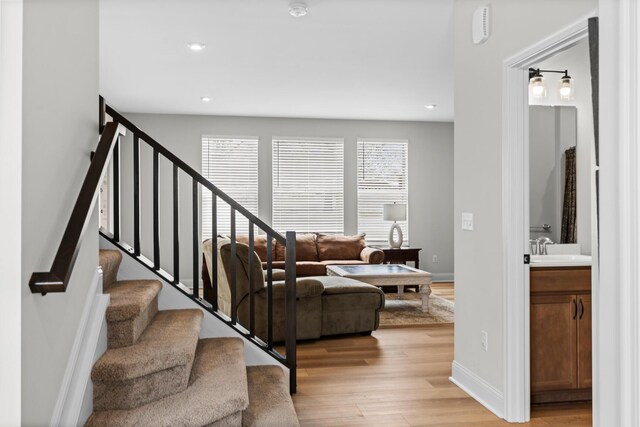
<box><xmin>530</xmin><ymin>267</ymin><xmax>591</xmax><ymax>294</ymax></box>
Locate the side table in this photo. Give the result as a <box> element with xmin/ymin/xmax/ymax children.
<box><xmin>380</xmin><ymin>247</ymin><xmax>422</xmax><ymax>292</ymax></box>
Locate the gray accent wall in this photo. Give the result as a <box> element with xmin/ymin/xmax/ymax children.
<box><xmin>117</xmin><ymin>113</ymin><xmax>454</xmax><ymax>284</ymax></box>
<box><xmin>21</xmin><ymin>0</ymin><xmax>99</xmax><ymax>425</ymax></box>
<box><xmin>453</xmin><ymin>0</ymin><xmax>597</xmax><ymax>394</ymax></box>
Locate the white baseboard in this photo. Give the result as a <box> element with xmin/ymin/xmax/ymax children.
<box><xmin>450</xmin><ymin>360</ymin><xmax>504</xmax><ymax>419</ymax></box>
<box><xmin>431</xmin><ymin>273</ymin><xmax>454</xmax><ymax>282</ymax></box>
<box><xmin>50</xmin><ymin>268</ymin><xmax>110</xmax><ymax>427</ymax></box>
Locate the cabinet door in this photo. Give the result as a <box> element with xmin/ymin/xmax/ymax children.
<box><xmin>577</xmin><ymin>294</ymin><xmax>592</xmax><ymax>389</ymax></box>
<box><xmin>531</xmin><ymin>294</ymin><xmax>578</xmax><ymax>392</ymax></box>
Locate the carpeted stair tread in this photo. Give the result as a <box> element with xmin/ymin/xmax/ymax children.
<box><xmin>243</xmin><ymin>365</ymin><xmax>300</xmax><ymax>427</ymax></box>
<box><xmin>106</xmin><ymin>280</ymin><xmax>162</xmax><ymax>322</ymax></box>
<box><xmin>99</xmin><ymin>250</ymin><xmax>122</xmax><ymax>290</ymax></box>
<box><xmin>92</xmin><ymin>309</ymin><xmax>203</xmax><ymax>382</ymax></box>
<box><xmin>86</xmin><ymin>338</ymin><xmax>249</xmax><ymax>427</ymax></box>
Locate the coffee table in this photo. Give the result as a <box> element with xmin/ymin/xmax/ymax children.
<box><xmin>326</xmin><ymin>264</ymin><xmax>433</xmax><ymax>313</ymax></box>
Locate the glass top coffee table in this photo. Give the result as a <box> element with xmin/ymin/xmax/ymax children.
<box><xmin>326</xmin><ymin>264</ymin><xmax>433</xmax><ymax>313</ymax></box>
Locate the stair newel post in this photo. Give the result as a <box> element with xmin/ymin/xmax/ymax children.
<box><xmin>248</xmin><ymin>222</ymin><xmax>255</xmax><ymax>337</ymax></box>
<box><xmin>132</xmin><ymin>134</ymin><xmax>141</xmax><ymax>256</ymax></box>
<box><xmin>99</xmin><ymin>95</ymin><xmax>106</xmax><ymax>134</ymax></box>
<box><xmin>172</xmin><ymin>164</ymin><xmax>180</xmax><ymax>285</ymax></box>
<box><xmin>192</xmin><ymin>179</ymin><xmax>199</xmax><ymax>299</ymax></box>
<box><xmin>152</xmin><ymin>148</ymin><xmax>160</xmax><ymax>270</ymax></box>
<box><xmin>266</xmin><ymin>234</ymin><xmax>274</xmax><ymax>349</ymax></box>
<box><xmin>230</xmin><ymin>207</ymin><xmax>237</xmax><ymax>324</ymax></box>
<box><xmin>112</xmin><ymin>136</ymin><xmax>121</xmax><ymax>242</ymax></box>
<box><xmin>211</xmin><ymin>194</ymin><xmax>218</xmax><ymax>311</ymax></box>
<box><xmin>285</xmin><ymin>230</ymin><xmax>297</xmax><ymax>394</ymax></box>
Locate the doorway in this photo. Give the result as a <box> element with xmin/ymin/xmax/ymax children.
<box><xmin>501</xmin><ymin>14</ymin><xmax>597</xmax><ymax>422</ymax></box>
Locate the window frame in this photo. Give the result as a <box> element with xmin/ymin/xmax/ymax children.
<box><xmin>271</xmin><ymin>136</ymin><xmax>345</xmax><ymax>234</ymax></box>
<box><xmin>356</xmin><ymin>138</ymin><xmax>409</xmax><ymax>245</ymax></box>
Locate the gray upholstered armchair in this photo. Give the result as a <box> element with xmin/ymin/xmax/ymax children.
<box><xmin>202</xmin><ymin>238</ymin><xmax>385</xmax><ymax>343</ymax></box>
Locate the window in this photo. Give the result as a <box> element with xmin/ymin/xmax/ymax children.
<box><xmin>272</xmin><ymin>138</ymin><xmax>344</xmax><ymax>233</ymax></box>
<box><xmin>357</xmin><ymin>140</ymin><xmax>409</xmax><ymax>244</ymax></box>
<box><xmin>201</xmin><ymin>136</ymin><xmax>259</xmax><ymax>238</ymax></box>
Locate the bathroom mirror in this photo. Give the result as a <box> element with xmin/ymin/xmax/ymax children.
<box><xmin>529</xmin><ymin>105</ymin><xmax>577</xmax><ymax>245</ymax></box>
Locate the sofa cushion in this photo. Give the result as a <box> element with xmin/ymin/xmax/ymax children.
<box><xmin>295</xmin><ymin>262</ymin><xmax>327</xmax><ymax>277</ymax></box>
<box><xmin>319</xmin><ymin>276</ymin><xmax>385</xmax><ymax>296</ymax></box>
<box><xmin>266</xmin><ymin>261</ymin><xmax>326</xmax><ymax>277</ymax></box>
<box><xmin>316</xmin><ymin>234</ymin><xmax>365</xmax><ymax>261</ymax></box>
<box><xmin>234</xmin><ymin>235</ymin><xmax>274</xmax><ymax>262</ymax></box>
<box><xmin>274</xmin><ymin>233</ymin><xmax>318</xmax><ymax>262</ymax></box>
<box><xmin>270</xmin><ymin>278</ymin><xmax>325</xmax><ymax>300</ymax></box>
<box><xmin>219</xmin><ymin>241</ymin><xmax>265</xmax><ymax>303</ymax></box>
<box><xmin>319</xmin><ymin>260</ymin><xmax>367</xmax><ymax>266</ymax></box>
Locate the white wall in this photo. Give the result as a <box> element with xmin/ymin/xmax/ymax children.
<box><xmin>453</xmin><ymin>0</ymin><xmax>597</xmax><ymax>396</ymax></box>
<box><xmin>530</xmin><ymin>39</ymin><xmax>594</xmax><ymax>254</ymax></box>
<box><xmin>0</xmin><ymin>0</ymin><xmax>23</xmax><ymax>425</ymax></box>
<box><xmin>20</xmin><ymin>0</ymin><xmax>99</xmax><ymax>425</ymax></box>
<box><xmin>116</xmin><ymin>113</ymin><xmax>455</xmax><ymax>283</ymax></box>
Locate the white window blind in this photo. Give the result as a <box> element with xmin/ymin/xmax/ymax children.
<box><xmin>272</xmin><ymin>138</ymin><xmax>344</xmax><ymax>234</ymax></box>
<box><xmin>357</xmin><ymin>140</ymin><xmax>409</xmax><ymax>244</ymax></box>
<box><xmin>201</xmin><ymin>136</ymin><xmax>259</xmax><ymax>238</ymax></box>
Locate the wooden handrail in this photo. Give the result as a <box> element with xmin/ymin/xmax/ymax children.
<box><xmin>104</xmin><ymin>104</ymin><xmax>285</xmax><ymax>245</ymax></box>
<box><xmin>29</xmin><ymin>121</ymin><xmax>122</xmax><ymax>294</ymax></box>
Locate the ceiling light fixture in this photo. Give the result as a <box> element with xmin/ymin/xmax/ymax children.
<box><xmin>200</xmin><ymin>97</ymin><xmax>211</xmax><ymax>103</ymax></box>
<box><xmin>529</xmin><ymin>68</ymin><xmax>573</xmax><ymax>100</ymax></box>
<box><xmin>187</xmin><ymin>43</ymin><xmax>206</xmax><ymax>51</ymax></box>
<box><xmin>424</xmin><ymin>104</ymin><xmax>437</xmax><ymax>110</ymax></box>
<box><xmin>289</xmin><ymin>2</ymin><xmax>308</xmax><ymax>17</ymax></box>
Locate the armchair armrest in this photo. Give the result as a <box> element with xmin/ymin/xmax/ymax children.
<box><xmin>268</xmin><ymin>278</ymin><xmax>325</xmax><ymax>300</ymax></box>
<box><xmin>265</xmin><ymin>268</ymin><xmax>286</xmax><ymax>281</ymax></box>
<box><xmin>360</xmin><ymin>246</ymin><xmax>385</xmax><ymax>264</ymax></box>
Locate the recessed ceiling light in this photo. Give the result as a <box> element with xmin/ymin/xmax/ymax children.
<box><xmin>289</xmin><ymin>2</ymin><xmax>308</xmax><ymax>17</ymax></box>
<box><xmin>200</xmin><ymin>97</ymin><xmax>211</xmax><ymax>103</ymax></box>
<box><xmin>187</xmin><ymin>43</ymin><xmax>206</xmax><ymax>51</ymax></box>
<box><xmin>424</xmin><ymin>104</ymin><xmax>437</xmax><ymax>110</ymax></box>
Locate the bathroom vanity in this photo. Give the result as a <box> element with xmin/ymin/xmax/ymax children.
<box><xmin>530</xmin><ymin>261</ymin><xmax>592</xmax><ymax>404</ymax></box>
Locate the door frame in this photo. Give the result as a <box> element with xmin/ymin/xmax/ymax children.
<box><xmin>501</xmin><ymin>14</ymin><xmax>593</xmax><ymax>423</ymax></box>
<box><xmin>597</xmin><ymin>0</ymin><xmax>640</xmax><ymax>425</ymax></box>
<box><xmin>0</xmin><ymin>0</ymin><xmax>23</xmax><ymax>425</ymax></box>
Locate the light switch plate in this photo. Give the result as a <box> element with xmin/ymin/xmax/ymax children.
<box><xmin>462</xmin><ymin>212</ymin><xmax>474</xmax><ymax>231</ymax></box>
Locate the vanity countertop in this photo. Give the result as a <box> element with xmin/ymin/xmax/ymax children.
<box><xmin>530</xmin><ymin>254</ymin><xmax>592</xmax><ymax>267</ymax></box>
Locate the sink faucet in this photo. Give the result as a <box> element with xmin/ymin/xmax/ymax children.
<box><xmin>536</xmin><ymin>237</ymin><xmax>554</xmax><ymax>255</ymax></box>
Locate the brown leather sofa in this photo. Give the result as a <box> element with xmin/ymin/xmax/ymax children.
<box><xmin>202</xmin><ymin>237</ymin><xmax>385</xmax><ymax>342</ymax></box>
<box><xmin>234</xmin><ymin>233</ymin><xmax>385</xmax><ymax>276</ymax></box>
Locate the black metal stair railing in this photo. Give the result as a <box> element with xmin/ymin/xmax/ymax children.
<box><xmin>100</xmin><ymin>101</ymin><xmax>297</xmax><ymax>393</ymax></box>
<box><xmin>30</xmin><ymin>96</ymin><xmax>297</xmax><ymax>393</ymax></box>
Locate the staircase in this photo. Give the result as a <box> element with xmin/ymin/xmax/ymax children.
<box><xmin>85</xmin><ymin>249</ymin><xmax>300</xmax><ymax>426</ymax></box>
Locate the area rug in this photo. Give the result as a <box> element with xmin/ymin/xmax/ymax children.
<box><xmin>379</xmin><ymin>292</ymin><xmax>454</xmax><ymax>327</ymax></box>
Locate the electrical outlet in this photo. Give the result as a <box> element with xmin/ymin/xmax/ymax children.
<box><xmin>481</xmin><ymin>331</ymin><xmax>488</xmax><ymax>352</ymax></box>
<box><xmin>432</xmin><ymin>255</ymin><xmax>439</xmax><ymax>263</ymax></box>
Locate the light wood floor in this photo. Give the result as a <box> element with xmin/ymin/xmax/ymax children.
<box><xmin>292</xmin><ymin>282</ymin><xmax>591</xmax><ymax>426</ymax></box>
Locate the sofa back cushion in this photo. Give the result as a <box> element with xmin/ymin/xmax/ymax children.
<box><xmin>316</xmin><ymin>234</ymin><xmax>365</xmax><ymax>261</ymax></box>
<box><xmin>275</xmin><ymin>233</ymin><xmax>318</xmax><ymax>261</ymax></box>
<box><xmin>234</xmin><ymin>234</ymin><xmax>274</xmax><ymax>262</ymax></box>
<box><xmin>219</xmin><ymin>241</ymin><xmax>266</xmax><ymax>304</ymax></box>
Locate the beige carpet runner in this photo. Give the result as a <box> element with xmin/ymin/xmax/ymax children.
<box><xmin>86</xmin><ymin>249</ymin><xmax>300</xmax><ymax>427</ymax></box>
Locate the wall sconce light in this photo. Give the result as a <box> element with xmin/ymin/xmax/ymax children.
<box><xmin>528</xmin><ymin>68</ymin><xmax>573</xmax><ymax>100</ymax></box>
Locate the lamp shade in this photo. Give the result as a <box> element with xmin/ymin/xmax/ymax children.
<box><xmin>383</xmin><ymin>203</ymin><xmax>407</xmax><ymax>221</ymax></box>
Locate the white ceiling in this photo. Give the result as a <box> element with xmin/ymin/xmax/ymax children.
<box><xmin>100</xmin><ymin>0</ymin><xmax>454</xmax><ymax>122</ymax></box>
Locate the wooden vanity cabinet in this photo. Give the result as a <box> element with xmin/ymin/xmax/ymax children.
<box><xmin>530</xmin><ymin>267</ymin><xmax>592</xmax><ymax>403</ymax></box>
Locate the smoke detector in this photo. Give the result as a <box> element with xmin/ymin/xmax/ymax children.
<box><xmin>289</xmin><ymin>2</ymin><xmax>308</xmax><ymax>18</ymax></box>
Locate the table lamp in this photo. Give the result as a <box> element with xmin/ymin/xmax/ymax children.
<box><xmin>383</xmin><ymin>203</ymin><xmax>407</xmax><ymax>248</ymax></box>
